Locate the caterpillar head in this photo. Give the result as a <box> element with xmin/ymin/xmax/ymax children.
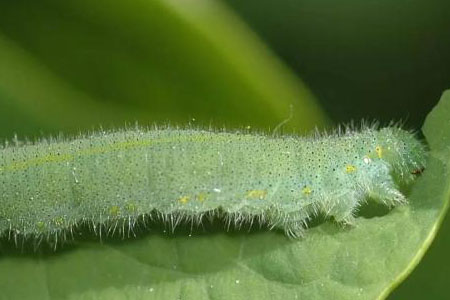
<box><xmin>376</xmin><ymin>127</ymin><xmax>428</xmax><ymax>184</ymax></box>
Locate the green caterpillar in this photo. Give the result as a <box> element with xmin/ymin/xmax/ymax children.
<box><xmin>0</xmin><ymin>124</ymin><xmax>427</xmax><ymax>247</ymax></box>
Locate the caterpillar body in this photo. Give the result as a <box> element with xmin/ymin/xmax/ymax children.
<box><xmin>0</xmin><ymin>125</ymin><xmax>427</xmax><ymax>247</ymax></box>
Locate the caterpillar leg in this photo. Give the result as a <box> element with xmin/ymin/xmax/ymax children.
<box><xmin>323</xmin><ymin>191</ymin><xmax>363</xmax><ymax>226</ymax></box>
<box><xmin>369</xmin><ymin>179</ymin><xmax>406</xmax><ymax>207</ymax></box>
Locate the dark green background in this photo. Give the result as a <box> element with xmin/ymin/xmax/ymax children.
<box><xmin>224</xmin><ymin>0</ymin><xmax>450</xmax><ymax>128</ymax></box>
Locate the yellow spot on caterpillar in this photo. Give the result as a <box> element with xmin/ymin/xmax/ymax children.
<box><xmin>178</xmin><ymin>196</ymin><xmax>190</xmax><ymax>204</ymax></box>
<box><xmin>109</xmin><ymin>205</ymin><xmax>120</xmax><ymax>216</ymax></box>
<box><xmin>302</xmin><ymin>186</ymin><xmax>312</xmax><ymax>195</ymax></box>
<box><xmin>345</xmin><ymin>165</ymin><xmax>357</xmax><ymax>173</ymax></box>
<box><xmin>246</xmin><ymin>190</ymin><xmax>267</xmax><ymax>199</ymax></box>
<box><xmin>36</xmin><ymin>221</ymin><xmax>46</xmax><ymax>230</ymax></box>
<box><xmin>196</xmin><ymin>193</ymin><xmax>207</xmax><ymax>202</ymax></box>
<box><xmin>375</xmin><ymin>146</ymin><xmax>383</xmax><ymax>158</ymax></box>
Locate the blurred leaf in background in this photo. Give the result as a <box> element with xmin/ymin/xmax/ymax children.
<box><xmin>0</xmin><ymin>0</ymin><xmax>327</xmax><ymax>139</ymax></box>
<box><xmin>224</xmin><ymin>0</ymin><xmax>450</xmax><ymax>127</ymax></box>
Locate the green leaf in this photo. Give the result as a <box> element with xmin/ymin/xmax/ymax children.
<box><xmin>0</xmin><ymin>91</ymin><xmax>448</xmax><ymax>299</ymax></box>
<box><xmin>0</xmin><ymin>0</ymin><xmax>327</xmax><ymax>139</ymax></box>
